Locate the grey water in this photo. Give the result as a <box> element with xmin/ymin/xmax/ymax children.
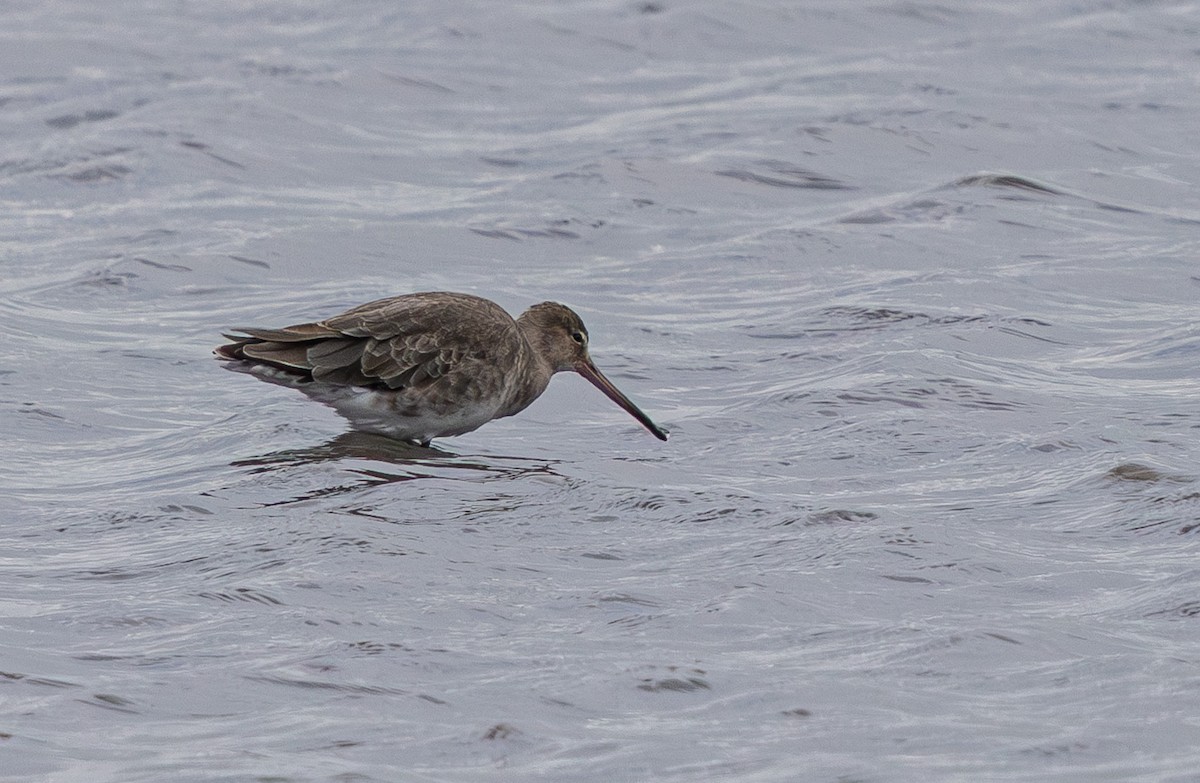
<box><xmin>3</xmin><ymin>1</ymin><xmax>1200</xmax><ymax>780</ymax></box>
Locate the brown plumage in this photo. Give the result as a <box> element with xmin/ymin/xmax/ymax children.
<box><xmin>215</xmin><ymin>292</ymin><xmax>668</xmax><ymax>446</ymax></box>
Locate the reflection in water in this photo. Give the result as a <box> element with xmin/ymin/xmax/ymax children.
<box><xmin>232</xmin><ymin>430</ymin><xmax>457</xmax><ymax>468</ymax></box>
<box><xmin>228</xmin><ymin>431</ymin><xmax>564</xmax><ymax>507</ymax></box>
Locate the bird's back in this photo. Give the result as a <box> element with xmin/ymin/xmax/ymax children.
<box><xmin>216</xmin><ymin>292</ymin><xmax>535</xmax><ymax>441</ymax></box>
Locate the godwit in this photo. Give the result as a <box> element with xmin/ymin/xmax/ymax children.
<box><xmin>216</xmin><ymin>292</ymin><xmax>668</xmax><ymax>446</ymax></box>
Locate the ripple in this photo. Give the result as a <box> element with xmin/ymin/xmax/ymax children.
<box><xmin>714</xmin><ymin>159</ymin><xmax>854</xmax><ymax>190</ymax></box>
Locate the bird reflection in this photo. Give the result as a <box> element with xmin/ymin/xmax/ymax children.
<box><xmin>232</xmin><ymin>430</ymin><xmax>456</xmax><ymax>470</ymax></box>
<box><xmin>228</xmin><ymin>431</ymin><xmax>563</xmax><ymax>507</ymax></box>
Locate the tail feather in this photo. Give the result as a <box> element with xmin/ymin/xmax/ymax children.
<box><xmin>215</xmin><ymin>334</ymin><xmax>315</xmax><ymax>377</ymax></box>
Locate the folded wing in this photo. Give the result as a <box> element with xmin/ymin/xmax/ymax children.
<box><xmin>216</xmin><ymin>292</ymin><xmax>521</xmax><ymax>391</ymax></box>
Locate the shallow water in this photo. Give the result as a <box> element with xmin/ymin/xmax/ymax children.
<box><xmin>4</xmin><ymin>1</ymin><xmax>1200</xmax><ymax>781</ymax></box>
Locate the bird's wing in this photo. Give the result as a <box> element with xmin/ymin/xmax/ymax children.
<box><xmin>218</xmin><ymin>293</ymin><xmax>523</xmax><ymax>390</ymax></box>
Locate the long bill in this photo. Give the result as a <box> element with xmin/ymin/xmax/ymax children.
<box><xmin>575</xmin><ymin>360</ymin><xmax>669</xmax><ymax>441</ymax></box>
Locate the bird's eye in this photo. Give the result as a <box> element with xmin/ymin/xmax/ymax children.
<box><xmin>570</xmin><ymin>330</ymin><xmax>586</xmax><ymax>345</ymax></box>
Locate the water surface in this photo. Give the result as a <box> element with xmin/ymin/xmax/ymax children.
<box><xmin>3</xmin><ymin>1</ymin><xmax>1200</xmax><ymax>781</ymax></box>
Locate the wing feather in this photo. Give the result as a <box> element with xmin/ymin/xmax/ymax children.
<box><xmin>216</xmin><ymin>292</ymin><xmax>524</xmax><ymax>392</ymax></box>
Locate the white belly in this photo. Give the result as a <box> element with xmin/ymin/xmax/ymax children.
<box><xmin>234</xmin><ymin>362</ymin><xmax>512</xmax><ymax>444</ymax></box>
<box><xmin>314</xmin><ymin>385</ymin><xmax>502</xmax><ymax>443</ymax></box>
